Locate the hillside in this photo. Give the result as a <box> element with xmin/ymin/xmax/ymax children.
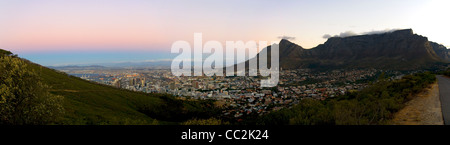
<box><xmin>1</xmin><ymin>49</ymin><xmax>218</xmax><ymax>125</ymax></box>
<box><xmin>256</xmin><ymin>72</ymin><xmax>437</xmax><ymax>125</ymax></box>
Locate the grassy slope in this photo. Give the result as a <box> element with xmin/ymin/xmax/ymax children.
<box><xmin>27</xmin><ymin>61</ymin><xmax>169</xmax><ymax>125</ymax></box>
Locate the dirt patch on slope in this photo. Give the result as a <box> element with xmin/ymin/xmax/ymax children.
<box><xmin>391</xmin><ymin>83</ymin><xmax>443</xmax><ymax>125</ymax></box>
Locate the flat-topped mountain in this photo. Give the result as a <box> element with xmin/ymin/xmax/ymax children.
<box><xmin>239</xmin><ymin>29</ymin><xmax>448</xmax><ymax>71</ymax></box>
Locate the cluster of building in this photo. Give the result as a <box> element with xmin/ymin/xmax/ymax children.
<box><xmin>68</xmin><ymin>68</ymin><xmax>402</xmax><ymax>121</ymax></box>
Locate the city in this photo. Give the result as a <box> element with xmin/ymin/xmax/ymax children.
<box><xmin>1</xmin><ymin>0</ymin><xmax>450</xmax><ymax>144</ymax></box>
<box><xmin>61</xmin><ymin>67</ymin><xmax>407</xmax><ymax>121</ymax></box>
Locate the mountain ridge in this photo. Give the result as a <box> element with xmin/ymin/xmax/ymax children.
<box><xmin>238</xmin><ymin>29</ymin><xmax>448</xmax><ymax>71</ymax></box>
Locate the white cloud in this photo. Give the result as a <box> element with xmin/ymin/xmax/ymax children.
<box><xmin>322</xmin><ymin>34</ymin><xmax>332</xmax><ymax>39</ymax></box>
<box><xmin>322</xmin><ymin>29</ymin><xmax>401</xmax><ymax>39</ymax></box>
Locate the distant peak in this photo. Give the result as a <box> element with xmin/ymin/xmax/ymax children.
<box><xmin>279</xmin><ymin>39</ymin><xmax>303</xmax><ymax>48</ymax></box>
<box><xmin>280</xmin><ymin>39</ymin><xmax>293</xmax><ymax>44</ymax></box>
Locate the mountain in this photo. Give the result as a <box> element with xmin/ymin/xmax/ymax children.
<box><xmin>430</xmin><ymin>42</ymin><xmax>450</xmax><ymax>62</ymax></box>
<box><xmin>238</xmin><ymin>29</ymin><xmax>448</xmax><ymax>71</ymax></box>
<box><xmin>49</xmin><ymin>60</ymin><xmax>172</xmax><ymax>70</ymax></box>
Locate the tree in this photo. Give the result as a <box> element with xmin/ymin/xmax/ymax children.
<box><xmin>0</xmin><ymin>56</ymin><xmax>64</xmax><ymax>125</ymax></box>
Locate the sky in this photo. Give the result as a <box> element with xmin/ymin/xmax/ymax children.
<box><xmin>0</xmin><ymin>0</ymin><xmax>449</xmax><ymax>66</ymax></box>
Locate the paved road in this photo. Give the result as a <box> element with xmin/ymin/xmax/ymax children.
<box><xmin>437</xmin><ymin>75</ymin><xmax>450</xmax><ymax>125</ymax></box>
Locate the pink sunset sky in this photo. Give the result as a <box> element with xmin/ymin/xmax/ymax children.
<box><xmin>0</xmin><ymin>0</ymin><xmax>449</xmax><ymax>65</ymax></box>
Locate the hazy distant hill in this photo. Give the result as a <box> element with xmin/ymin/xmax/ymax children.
<box><xmin>236</xmin><ymin>29</ymin><xmax>448</xmax><ymax>71</ymax></box>
<box><xmin>49</xmin><ymin>60</ymin><xmax>172</xmax><ymax>70</ymax></box>
<box><xmin>48</xmin><ymin>65</ymin><xmax>108</xmax><ymax>70</ymax></box>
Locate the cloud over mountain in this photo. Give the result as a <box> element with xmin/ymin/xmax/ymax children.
<box><xmin>323</xmin><ymin>31</ymin><xmax>357</xmax><ymax>39</ymax></box>
<box><xmin>323</xmin><ymin>28</ymin><xmax>402</xmax><ymax>39</ymax></box>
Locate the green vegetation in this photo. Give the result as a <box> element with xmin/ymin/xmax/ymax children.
<box><xmin>182</xmin><ymin>118</ymin><xmax>230</xmax><ymax>125</ymax></box>
<box><xmin>35</xmin><ymin>63</ymin><xmax>220</xmax><ymax>125</ymax></box>
<box><xmin>257</xmin><ymin>72</ymin><xmax>436</xmax><ymax>125</ymax></box>
<box><xmin>0</xmin><ymin>49</ymin><xmax>221</xmax><ymax>125</ymax></box>
<box><xmin>443</xmin><ymin>69</ymin><xmax>450</xmax><ymax>77</ymax></box>
<box><xmin>137</xmin><ymin>96</ymin><xmax>220</xmax><ymax>122</ymax></box>
<box><xmin>1</xmin><ymin>55</ymin><xmax>64</xmax><ymax>124</ymax></box>
<box><xmin>0</xmin><ymin>50</ymin><xmax>12</xmax><ymax>56</ymax></box>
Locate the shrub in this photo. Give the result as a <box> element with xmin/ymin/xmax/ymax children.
<box><xmin>0</xmin><ymin>56</ymin><xmax>64</xmax><ymax>124</ymax></box>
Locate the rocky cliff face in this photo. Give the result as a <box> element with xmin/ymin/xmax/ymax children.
<box><xmin>238</xmin><ymin>29</ymin><xmax>448</xmax><ymax>71</ymax></box>
<box><xmin>430</xmin><ymin>42</ymin><xmax>450</xmax><ymax>62</ymax></box>
<box><xmin>301</xmin><ymin>29</ymin><xmax>442</xmax><ymax>69</ymax></box>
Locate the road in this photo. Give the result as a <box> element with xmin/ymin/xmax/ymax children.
<box><xmin>437</xmin><ymin>75</ymin><xmax>450</xmax><ymax>125</ymax></box>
